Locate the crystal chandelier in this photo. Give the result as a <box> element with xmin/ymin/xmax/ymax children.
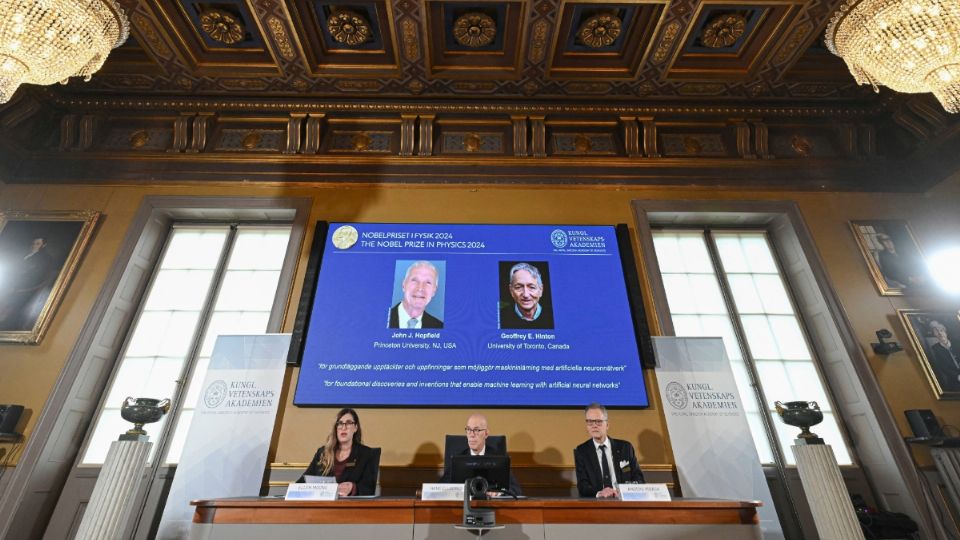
<box><xmin>0</xmin><ymin>0</ymin><xmax>129</xmax><ymax>104</ymax></box>
<box><xmin>826</xmin><ymin>0</ymin><xmax>960</xmax><ymax>112</ymax></box>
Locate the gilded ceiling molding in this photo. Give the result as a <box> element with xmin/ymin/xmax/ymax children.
<box><xmin>129</xmin><ymin>130</ymin><xmax>150</xmax><ymax>149</ymax></box>
<box><xmin>267</xmin><ymin>16</ymin><xmax>296</xmax><ymax>60</ymax></box>
<box><xmin>577</xmin><ymin>13</ymin><xmax>622</xmax><ymax>48</ymax></box>
<box><xmin>327</xmin><ymin>10</ymin><xmax>371</xmax><ymax>46</ymax></box>
<box><xmin>131</xmin><ymin>12</ymin><xmax>171</xmax><ymax>58</ymax></box>
<box><xmin>452</xmin><ymin>12</ymin><xmax>497</xmax><ymax>48</ymax></box>
<box><xmin>701</xmin><ymin>13</ymin><xmax>746</xmax><ymax>48</ymax></box>
<box><xmin>791</xmin><ymin>135</ymin><xmax>812</xmax><ymax>157</ymax></box>
<box><xmin>528</xmin><ymin>20</ymin><xmax>550</xmax><ymax>64</ymax></box>
<box><xmin>200</xmin><ymin>9</ymin><xmax>246</xmax><ymax>45</ymax></box>
<box><xmin>652</xmin><ymin>21</ymin><xmax>681</xmax><ymax>64</ymax></box>
<box><xmin>47</xmin><ymin>95</ymin><xmax>884</xmax><ymax>117</ymax></box>
<box><xmin>773</xmin><ymin>22</ymin><xmax>811</xmax><ymax>65</ymax></box>
<box><xmin>400</xmin><ymin>18</ymin><xmax>421</xmax><ymax>61</ymax></box>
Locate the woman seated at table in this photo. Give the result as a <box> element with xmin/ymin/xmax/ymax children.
<box><xmin>298</xmin><ymin>408</ymin><xmax>379</xmax><ymax>496</ymax></box>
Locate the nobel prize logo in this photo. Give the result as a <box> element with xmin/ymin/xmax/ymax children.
<box><xmin>204</xmin><ymin>380</ymin><xmax>228</xmax><ymax>408</ymax></box>
<box><xmin>331</xmin><ymin>225</ymin><xmax>359</xmax><ymax>249</ymax></box>
<box><xmin>665</xmin><ymin>381</ymin><xmax>688</xmax><ymax>409</ymax></box>
<box><xmin>550</xmin><ymin>229</ymin><xmax>568</xmax><ymax>248</ymax></box>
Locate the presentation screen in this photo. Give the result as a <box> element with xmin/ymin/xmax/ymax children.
<box><xmin>293</xmin><ymin>223</ymin><xmax>650</xmax><ymax>407</ymax></box>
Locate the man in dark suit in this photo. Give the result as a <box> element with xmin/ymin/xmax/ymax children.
<box><xmin>440</xmin><ymin>413</ymin><xmax>522</xmax><ymax>495</ymax></box>
<box><xmin>388</xmin><ymin>260</ymin><xmax>443</xmax><ymax>329</ymax></box>
<box><xmin>573</xmin><ymin>403</ymin><xmax>644</xmax><ymax>498</ymax></box>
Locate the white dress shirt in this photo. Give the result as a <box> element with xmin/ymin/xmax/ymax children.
<box><xmin>592</xmin><ymin>438</ymin><xmax>618</xmax><ymax>490</ymax></box>
<box><xmin>397</xmin><ymin>305</ymin><xmax>422</xmax><ymax>329</ymax></box>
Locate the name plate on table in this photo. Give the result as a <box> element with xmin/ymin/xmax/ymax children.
<box><xmin>285</xmin><ymin>482</ymin><xmax>338</xmax><ymax>500</ymax></box>
<box><xmin>619</xmin><ymin>483</ymin><xmax>671</xmax><ymax>501</ymax></box>
<box><xmin>421</xmin><ymin>483</ymin><xmax>465</xmax><ymax>500</ymax></box>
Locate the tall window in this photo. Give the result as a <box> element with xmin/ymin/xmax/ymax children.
<box><xmin>81</xmin><ymin>224</ymin><xmax>292</xmax><ymax>465</ymax></box>
<box><xmin>652</xmin><ymin>229</ymin><xmax>852</xmax><ymax>466</ymax></box>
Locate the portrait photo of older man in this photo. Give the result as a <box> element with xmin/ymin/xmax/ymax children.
<box><xmin>388</xmin><ymin>260</ymin><xmax>444</xmax><ymax>329</ymax></box>
<box><xmin>498</xmin><ymin>261</ymin><xmax>554</xmax><ymax>330</ymax></box>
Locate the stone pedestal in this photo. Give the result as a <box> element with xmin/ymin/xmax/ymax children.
<box><xmin>792</xmin><ymin>443</ymin><xmax>864</xmax><ymax>540</ymax></box>
<box><xmin>74</xmin><ymin>439</ymin><xmax>152</xmax><ymax>540</ymax></box>
<box><xmin>931</xmin><ymin>446</ymin><xmax>960</xmax><ymax>518</ymax></box>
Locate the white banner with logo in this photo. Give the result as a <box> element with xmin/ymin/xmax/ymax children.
<box><xmin>654</xmin><ymin>336</ymin><xmax>783</xmax><ymax>540</ymax></box>
<box><xmin>157</xmin><ymin>334</ymin><xmax>290</xmax><ymax>540</ymax></box>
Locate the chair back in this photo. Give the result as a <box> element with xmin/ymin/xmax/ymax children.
<box><xmin>443</xmin><ymin>434</ymin><xmax>506</xmax><ymax>477</ymax></box>
<box><xmin>370</xmin><ymin>447</ymin><xmax>382</xmax><ymax>496</ymax></box>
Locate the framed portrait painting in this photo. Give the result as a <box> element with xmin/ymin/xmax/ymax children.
<box><xmin>850</xmin><ymin>220</ymin><xmax>929</xmax><ymax>295</ymax></box>
<box><xmin>897</xmin><ymin>310</ymin><xmax>960</xmax><ymax>400</ymax></box>
<box><xmin>0</xmin><ymin>211</ymin><xmax>99</xmax><ymax>344</ymax></box>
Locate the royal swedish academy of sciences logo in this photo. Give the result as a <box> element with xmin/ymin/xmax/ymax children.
<box><xmin>204</xmin><ymin>380</ymin><xmax>228</xmax><ymax>408</ymax></box>
<box><xmin>665</xmin><ymin>381</ymin><xmax>688</xmax><ymax>409</ymax></box>
<box><xmin>550</xmin><ymin>229</ymin><xmax>568</xmax><ymax>248</ymax></box>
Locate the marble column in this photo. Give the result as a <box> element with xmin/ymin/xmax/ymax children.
<box><xmin>792</xmin><ymin>443</ymin><xmax>865</xmax><ymax>540</ymax></box>
<box><xmin>74</xmin><ymin>439</ymin><xmax>152</xmax><ymax>540</ymax></box>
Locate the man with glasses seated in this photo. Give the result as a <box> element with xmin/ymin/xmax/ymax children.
<box><xmin>440</xmin><ymin>413</ymin><xmax>522</xmax><ymax>495</ymax></box>
<box><xmin>574</xmin><ymin>403</ymin><xmax>644</xmax><ymax>498</ymax></box>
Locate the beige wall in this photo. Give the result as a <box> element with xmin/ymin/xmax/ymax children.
<box><xmin>1</xmin><ymin>182</ymin><xmax>958</xmax><ymax>471</ymax></box>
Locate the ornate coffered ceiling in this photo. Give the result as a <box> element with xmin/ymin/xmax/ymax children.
<box><xmin>3</xmin><ymin>0</ymin><xmax>960</xmax><ymax>191</ymax></box>
<box><xmin>72</xmin><ymin>0</ymin><xmax>861</xmax><ymax>102</ymax></box>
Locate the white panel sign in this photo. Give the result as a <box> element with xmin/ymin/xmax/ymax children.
<box><xmin>619</xmin><ymin>483</ymin><xmax>671</xmax><ymax>501</ymax></box>
<box><xmin>421</xmin><ymin>483</ymin><xmax>465</xmax><ymax>500</ymax></box>
<box><xmin>654</xmin><ymin>337</ymin><xmax>784</xmax><ymax>540</ymax></box>
<box><xmin>285</xmin><ymin>483</ymin><xmax>338</xmax><ymax>501</ymax></box>
<box><xmin>157</xmin><ymin>334</ymin><xmax>290</xmax><ymax>540</ymax></box>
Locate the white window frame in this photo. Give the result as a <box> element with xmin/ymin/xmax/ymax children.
<box><xmin>652</xmin><ymin>226</ymin><xmax>855</xmax><ymax>467</ymax></box>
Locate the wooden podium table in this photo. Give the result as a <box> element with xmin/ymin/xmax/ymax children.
<box><xmin>190</xmin><ymin>497</ymin><xmax>762</xmax><ymax>540</ymax></box>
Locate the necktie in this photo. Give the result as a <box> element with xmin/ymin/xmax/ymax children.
<box><xmin>407</xmin><ymin>318</ymin><xmax>418</xmax><ymax>329</ymax></box>
<box><xmin>599</xmin><ymin>445</ymin><xmax>612</xmax><ymax>488</ymax></box>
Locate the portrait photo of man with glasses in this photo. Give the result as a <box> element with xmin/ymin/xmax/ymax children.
<box><xmin>498</xmin><ymin>261</ymin><xmax>554</xmax><ymax>330</ymax></box>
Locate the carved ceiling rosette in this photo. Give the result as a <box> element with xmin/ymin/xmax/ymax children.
<box><xmin>327</xmin><ymin>10</ymin><xmax>372</xmax><ymax>46</ymax></box>
<box><xmin>577</xmin><ymin>13</ymin><xmax>622</xmax><ymax>48</ymax></box>
<box><xmin>453</xmin><ymin>12</ymin><xmax>497</xmax><ymax>48</ymax></box>
<box><xmin>701</xmin><ymin>13</ymin><xmax>746</xmax><ymax>48</ymax></box>
<box><xmin>200</xmin><ymin>9</ymin><xmax>246</xmax><ymax>45</ymax></box>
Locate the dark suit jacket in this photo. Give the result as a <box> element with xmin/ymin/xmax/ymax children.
<box><xmin>573</xmin><ymin>438</ymin><xmax>644</xmax><ymax>497</ymax></box>
<box><xmin>388</xmin><ymin>303</ymin><xmax>443</xmax><ymax>329</ymax></box>
<box><xmin>298</xmin><ymin>443</ymin><xmax>380</xmax><ymax>496</ymax></box>
<box><xmin>439</xmin><ymin>442</ymin><xmax>523</xmax><ymax>495</ymax></box>
<box><xmin>499</xmin><ymin>304</ymin><xmax>554</xmax><ymax>330</ymax></box>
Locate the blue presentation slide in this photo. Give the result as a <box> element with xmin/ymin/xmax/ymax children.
<box><xmin>293</xmin><ymin>223</ymin><xmax>649</xmax><ymax>407</ymax></box>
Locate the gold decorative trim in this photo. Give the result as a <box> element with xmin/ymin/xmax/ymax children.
<box><xmin>453</xmin><ymin>12</ymin><xmax>497</xmax><ymax>48</ymax></box>
<box><xmin>528</xmin><ymin>20</ymin><xmax>550</xmax><ymax>64</ymax></box>
<box><xmin>50</xmin><ymin>96</ymin><xmax>882</xmax><ymax>118</ymax></box>
<box><xmin>701</xmin><ymin>13</ymin><xmax>746</xmax><ymax>49</ymax></box>
<box><xmin>129</xmin><ymin>130</ymin><xmax>150</xmax><ymax>149</ymax></box>
<box><xmin>200</xmin><ymin>9</ymin><xmax>246</xmax><ymax>45</ymax></box>
<box><xmin>577</xmin><ymin>13</ymin><xmax>622</xmax><ymax>48</ymax></box>
<box><xmin>790</xmin><ymin>134</ymin><xmax>812</xmax><ymax>157</ymax></box>
<box><xmin>400</xmin><ymin>18</ymin><xmax>421</xmax><ymax>62</ymax></box>
<box><xmin>775</xmin><ymin>22</ymin><xmax>811</xmax><ymax>65</ymax></box>
<box><xmin>267</xmin><ymin>17</ymin><xmax>296</xmax><ymax>60</ymax></box>
<box><xmin>327</xmin><ymin>10</ymin><xmax>371</xmax><ymax>47</ymax></box>
<box><xmin>131</xmin><ymin>13</ymin><xmax>171</xmax><ymax>57</ymax></box>
<box><xmin>652</xmin><ymin>21</ymin><xmax>681</xmax><ymax>64</ymax></box>
<box><xmin>242</xmin><ymin>131</ymin><xmax>262</xmax><ymax>150</ymax></box>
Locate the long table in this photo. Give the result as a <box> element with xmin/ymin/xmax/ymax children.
<box><xmin>190</xmin><ymin>497</ymin><xmax>763</xmax><ymax>539</ymax></box>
